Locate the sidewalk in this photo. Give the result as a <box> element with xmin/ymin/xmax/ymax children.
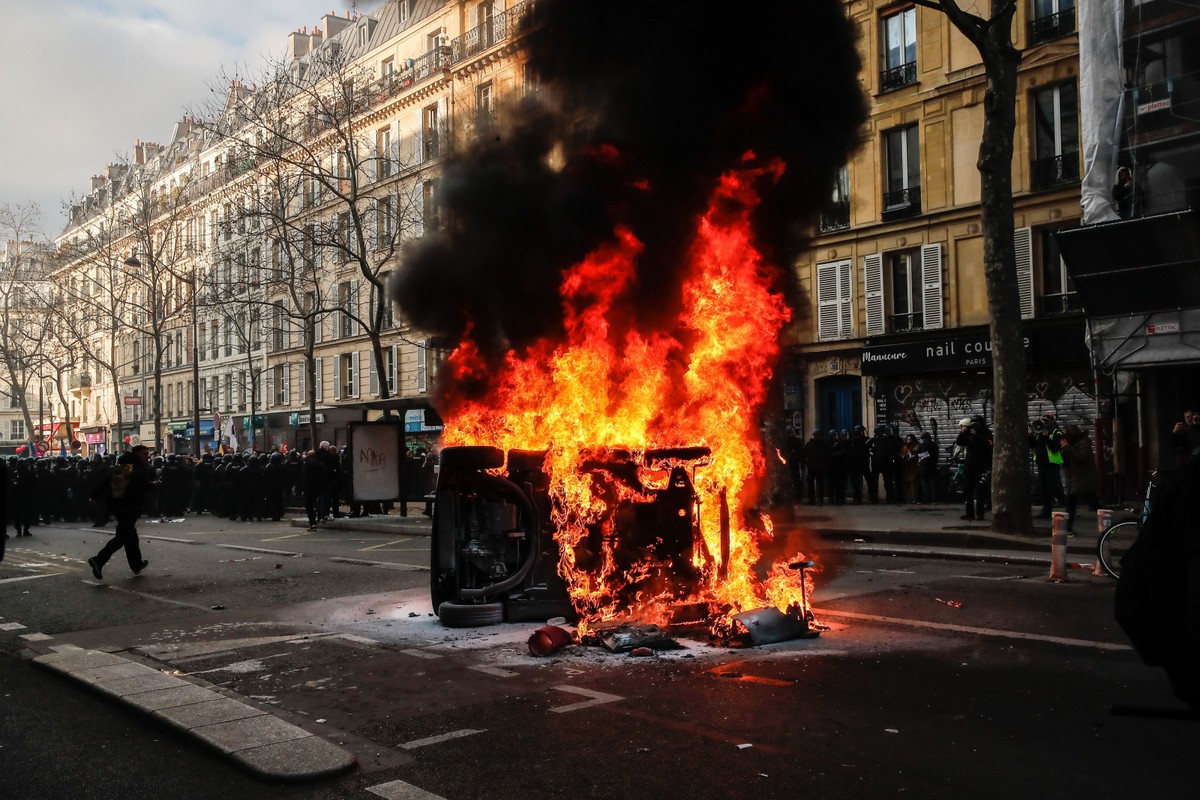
<box><xmin>292</xmin><ymin>500</ymin><xmax>1114</xmax><ymax>568</ymax></box>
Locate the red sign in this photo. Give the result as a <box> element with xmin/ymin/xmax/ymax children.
<box><xmin>123</xmin><ymin>396</ymin><xmax>142</xmax><ymax>405</ymax></box>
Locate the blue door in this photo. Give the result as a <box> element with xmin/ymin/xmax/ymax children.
<box><xmin>817</xmin><ymin>376</ymin><xmax>862</xmax><ymax>434</ymax></box>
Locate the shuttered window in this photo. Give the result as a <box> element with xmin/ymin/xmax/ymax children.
<box><xmin>816</xmin><ymin>259</ymin><xmax>853</xmax><ymax>341</ymax></box>
<box><xmin>1015</xmin><ymin>226</ymin><xmax>1035</xmax><ymax>319</ymax></box>
<box><xmin>920</xmin><ymin>243</ymin><xmax>944</xmax><ymax>330</ymax></box>
<box><xmin>863</xmin><ymin>254</ymin><xmax>885</xmax><ymax>336</ymax></box>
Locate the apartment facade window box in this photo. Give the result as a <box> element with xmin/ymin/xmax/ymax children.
<box><xmin>881</xmin><ymin>186</ymin><xmax>922</xmax><ymax>220</ymax></box>
<box><xmin>1029</xmin><ymin>2</ymin><xmax>1076</xmax><ymax>45</ymax></box>
<box><xmin>819</xmin><ymin>201</ymin><xmax>851</xmax><ymax>232</ymax></box>
<box><xmin>1030</xmin><ymin>152</ymin><xmax>1080</xmax><ymax>190</ymax></box>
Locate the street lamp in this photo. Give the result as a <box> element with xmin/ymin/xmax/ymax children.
<box><xmin>125</xmin><ymin>251</ymin><xmax>202</xmax><ymax>457</ymax></box>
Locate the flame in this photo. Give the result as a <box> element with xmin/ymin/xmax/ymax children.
<box><xmin>441</xmin><ymin>160</ymin><xmax>815</xmax><ymax>634</ymax></box>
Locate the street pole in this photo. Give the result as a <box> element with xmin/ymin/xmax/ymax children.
<box><xmin>192</xmin><ymin>276</ymin><xmax>201</xmax><ymax>457</ymax></box>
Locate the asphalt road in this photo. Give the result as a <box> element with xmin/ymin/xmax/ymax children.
<box><xmin>2</xmin><ymin>516</ymin><xmax>1197</xmax><ymax>799</ymax></box>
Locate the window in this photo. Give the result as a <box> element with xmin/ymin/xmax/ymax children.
<box><xmin>422</xmin><ymin>179</ymin><xmax>441</xmax><ymax>232</ymax></box>
<box><xmin>816</xmin><ymin>260</ymin><xmax>853</xmax><ymax>341</ymax></box>
<box><xmin>8</xmin><ymin>392</ymin><xmax>19</xmax><ymax>409</ymax></box>
<box><xmin>475</xmin><ymin>82</ymin><xmax>494</xmax><ymax>134</ymax></box>
<box><xmin>271</xmin><ymin>303</ymin><xmax>286</xmax><ymax>351</ymax></box>
<box><xmin>382</xmin><ymin>56</ymin><xmax>395</xmax><ymax>81</ymax></box>
<box><xmin>338</xmin><ymin>281</ymin><xmax>357</xmax><ymax>338</ymax></box>
<box><xmin>880</xmin><ymin>8</ymin><xmax>917</xmax><ymax>92</ymax></box>
<box><xmin>417</xmin><ymin>340</ymin><xmax>429</xmax><ymax>393</ymax></box>
<box><xmin>1031</xmin><ymin>83</ymin><xmax>1079</xmax><ymax>190</ymax></box>
<box><xmin>375</xmin><ymin>196</ymin><xmax>395</xmax><ymax>252</ymax></box>
<box><xmin>398</xmin><ymin>1</ymin><xmax>409</xmax><ymax>25</ymax></box>
<box><xmin>888</xmin><ymin>251</ymin><xmax>923</xmax><ymax>333</ymax></box>
<box><xmin>199</xmin><ymin>325</ymin><xmax>207</xmax><ymax>362</ymax></box>
<box><xmin>11</xmin><ymin>419</ymin><xmax>25</xmax><ymax>440</ymax></box>
<box><xmin>376</xmin><ymin>126</ymin><xmax>393</xmax><ymax>179</ymax></box>
<box><xmin>883</xmin><ymin>125</ymin><xmax>921</xmax><ymax>217</ymax></box>
<box><xmin>369</xmin><ymin>346</ymin><xmax>398</xmax><ymax>395</ymax></box>
<box><xmin>210</xmin><ymin>321</ymin><xmax>220</xmax><ymax>361</ymax></box>
<box><xmin>1038</xmin><ymin>228</ymin><xmax>1080</xmax><ymax>314</ymax></box>
<box><xmin>863</xmin><ymin>245</ymin><xmax>943</xmax><ymax>335</ymax></box>
<box><xmin>335</xmin><ymin>353</ymin><xmax>360</xmax><ymax>399</ymax></box>
<box><xmin>270</xmin><ymin>364</ymin><xmax>290</xmax><ymax>406</ymax></box>
<box><xmin>223</xmin><ymin>322</ymin><xmax>232</xmax><ymax>358</ymax></box>
<box><xmin>1029</xmin><ymin>0</ymin><xmax>1075</xmax><ymax>45</ymax></box>
<box><xmin>422</xmin><ymin>104</ymin><xmax>440</xmax><ymax>161</ymax></box>
<box><xmin>196</xmin><ymin>214</ymin><xmax>207</xmax><ymax>252</ymax></box>
<box><xmin>819</xmin><ymin>165</ymin><xmax>851</xmax><ymax>232</ymax></box>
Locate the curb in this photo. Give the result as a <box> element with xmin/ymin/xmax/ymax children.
<box><xmin>823</xmin><ymin>540</ymin><xmax>1108</xmax><ymax>572</ymax></box>
<box><xmin>31</xmin><ymin>645</ymin><xmax>356</xmax><ymax>782</ymax></box>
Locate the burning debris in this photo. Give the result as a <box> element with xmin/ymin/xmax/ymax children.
<box><xmin>399</xmin><ymin>0</ymin><xmax>866</xmax><ymax>640</ymax></box>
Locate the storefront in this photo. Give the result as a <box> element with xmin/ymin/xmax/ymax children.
<box><xmin>858</xmin><ymin>320</ymin><xmax>1094</xmax><ymax>460</ymax></box>
<box><xmin>169</xmin><ymin>420</ymin><xmax>217</xmax><ymax>454</ymax></box>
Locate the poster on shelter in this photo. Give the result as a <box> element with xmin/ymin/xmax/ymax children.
<box><xmin>348</xmin><ymin>421</ymin><xmax>403</xmax><ymax>502</ymax></box>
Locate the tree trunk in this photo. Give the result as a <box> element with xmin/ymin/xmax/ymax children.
<box><xmin>977</xmin><ymin>33</ymin><xmax>1031</xmax><ymax>535</ymax></box>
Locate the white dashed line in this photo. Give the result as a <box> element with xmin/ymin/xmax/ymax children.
<box><xmin>0</xmin><ymin>574</ymin><xmax>63</xmax><ymax>585</ymax></box>
<box><xmin>142</xmin><ymin>536</ymin><xmax>201</xmax><ymax>545</ymax></box>
<box><xmin>0</xmin><ymin>622</ymin><xmax>27</xmax><ymax>631</ymax></box>
<box><xmin>400</xmin><ymin>728</ymin><xmax>485</xmax><ymax>750</ymax></box>
<box><xmin>367</xmin><ymin>779</ymin><xmax>448</xmax><ymax>800</ymax></box>
<box><xmin>400</xmin><ymin>648</ymin><xmax>442</xmax><ymax>659</ymax></box>
<box><xmin>19</xmin><ymin>632</ymin><xmax>53</xmax><ymax>642</ymax></box>
<box><xmin>216</xmin><ymin>544</ymin><xmax>304</xmax><ymax>557</ymax></box>
<box><xmin>468</xmin><ymin>665</ymin><xmax>517</xmax><ymax>678</ymax></box>
<box><xmin>329</xmin><ymin>556</ymin><xmax>425</xmax><ymax>571</ymax></box>
<box><xmin>549</xmin><ymin>685</ymin><xmax>624</xmax><ymax>713</ymax></box>
<box><xmin>337</xmin><ymin>634</ymin><xmax>380</xmax><ymax>646</ymax></box>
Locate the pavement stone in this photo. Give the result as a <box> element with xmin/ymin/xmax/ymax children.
<box><xmin>31</xmin><ymin>648</ymin><xmax>356</xmax><ymax>781</ymax></box>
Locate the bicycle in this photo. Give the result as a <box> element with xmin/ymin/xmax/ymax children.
<box><xmin>1097</xmin><ymin>472</ymin><xmax>1156</xmax><ymax>579</ymax></box>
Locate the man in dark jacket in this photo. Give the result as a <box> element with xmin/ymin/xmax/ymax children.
<box><xmin>802</xmin><ymin>430</ymin><xmax>830</xmax><ymax>506</ymax></box>
<box><xmin>960</xmin><ymin>417</ymin><xmax>993</xmax><ymax>521</ymax></box>
<box><xmin>87</xmin><ymin>445</ymin><xmax>156</xmax><ymax>580</ymax></box>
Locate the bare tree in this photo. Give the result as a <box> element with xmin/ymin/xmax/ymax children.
<box><xmin>911</xmin><ymin>0</ymin><xmax>1031</xmax><ymax>534</ymax></box>
<box><xmin>195</xmin><ymin>38</ymin><xmax>425</xmax><ymax>442</ymax></box>
<box><xmin>0</xmin><ymin>204</ymin><xmax>56</xmax><ymax>456</ymax></box>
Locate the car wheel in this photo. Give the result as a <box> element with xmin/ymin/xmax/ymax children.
<box><xmin>437</xmin><ymin>600</ymin><xmax>505</xmax><ymax>628</ymax></box>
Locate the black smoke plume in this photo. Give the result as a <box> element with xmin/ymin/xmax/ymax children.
<box><xmin>393</xmin><ymin>0</ymin><xmax>865</xmax><ymax>399</ymax></box>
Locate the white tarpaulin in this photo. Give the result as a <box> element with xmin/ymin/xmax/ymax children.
<box><xmin>1078</xmin><ymin>0</ymin><xmax>1125</xmax><ymax>225</ymax></box>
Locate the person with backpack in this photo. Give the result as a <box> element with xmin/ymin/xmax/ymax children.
<box><xmin>959</xmin><ymin>416</ymin><xmax>993</xmax><ymax>521</ymax></box>
<box><xmin>87</xmin><ymin>445</ymin><xmax>156</xmax><ymax>580</ymax></box>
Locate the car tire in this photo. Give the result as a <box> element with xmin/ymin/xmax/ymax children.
<box><xmin>437</xmin><ymin>600</ymin><xmax>505</xmax><ymax>628</ymax></box>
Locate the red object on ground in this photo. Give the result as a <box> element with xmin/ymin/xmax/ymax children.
<box><xmin>528</xmin><ymin>625</ymin><xmax>573</xmax><ymax>656</ymax></box>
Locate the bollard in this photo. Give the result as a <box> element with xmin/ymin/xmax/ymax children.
<box><xmin>1093</xmin><ymin>509</ymin><xmax>1113</xmax><ymax>577</ymax></box>
<box><xmin>1050</xmin><ymin>511</ymin><xmax>1069</xmax><ymax>582</ymax></box>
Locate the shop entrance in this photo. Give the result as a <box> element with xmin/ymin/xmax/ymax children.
<box><xmin>816</xmin><ymin>376</ymin><xmax>862</xmax><ymax>433</ymax></box>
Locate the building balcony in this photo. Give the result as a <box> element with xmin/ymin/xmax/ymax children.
<box><xmin>881</xmin><ymin>186</ymin><xmax>921</xmax><ymax>220</ymax></box>
<box><xmin>879</xmin><ymin>61</ymin><xmax>917</xmax><ymax>94</ymax></box>
<box><xmin>450</xmin><ymin>1</ymin><xmax>530</xmax><ymax>64</ymax></box>
<box><xmin>1040</xmin><ymin>291</ymin><xmax>1082</xmax><ymax>316</ymax></box>
<box><xmin>1031</xmin><ymin>152</ymin><xmax>1080</xmax><ymax>191</ymax></box>
<box><xmin>412</xmin><ymin>46</ymin><xmax>452</xmax><ymax>83</ymax></box>
<box><xmin>1028</xmin><ymin>9</ymin><xmax>1075</xmax><ymax>45</ymax></box>
<box><xmin>818</xmin><ymin>202</ymin><xmax>850</xmax><ymax>233</ymax></box>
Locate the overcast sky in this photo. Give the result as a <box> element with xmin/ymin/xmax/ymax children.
<box><xmin>0</xmin><ymin>0</ymin><xmax>369</xmax><ymax>240</ymax></box>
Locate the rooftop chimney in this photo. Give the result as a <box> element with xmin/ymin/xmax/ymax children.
<box><xmin>290</xmin><ymin>28</ymin><xmax>312</xmax><ymax>60</ymax></box>
<box><xmin>322</xmin><ymin>11</ymin><xmax>352</xmax><ymax>40</ymax></box>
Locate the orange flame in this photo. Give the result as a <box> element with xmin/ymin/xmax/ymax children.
<box><xmin>441</xmin><ymin>161</ymin><xmax>815</xmax><ymax>634</ymax></box>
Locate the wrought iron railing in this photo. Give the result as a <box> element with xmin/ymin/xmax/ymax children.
<box><xmin>882</xmin><ymin>186</ymin><xmax>921</xmax><ymax>216</ymax></box>
<box><xmin>412</xmin><ymin>46</ymin><xmax>452</xmax><ymax>83</ymax></box>
<box><xmin>890</xmin><ymin>312</ymin><xmax>924</xmax><ymax>334</ymax></box>
<box><xmin>1031</xmin><ymin>152</ymin><xmax>1080</xmax><ymax>190</ymax></box>
<box><xmin>1040</xmin><ymin>292</ymin><xmax>1082</xmax><ymax>315</ymax></box>
<box><xmin>1029</xmin><ymin>9</ymin><xmax>1075</xmax><ymax>45</ymax></box>
<box><xmin>819</xmin><ymin>202</ymin><xmax>850</xmax><ymax>232</ymax></box>
<box><xmin>450</xmin><ymin>2</ymin><xmax>530</xmax><ymax>64</ymax></box>
<box><xmin>879</xmin><ymin>61</ymin><xmax>917</xmax><ymax>93</ymax></box>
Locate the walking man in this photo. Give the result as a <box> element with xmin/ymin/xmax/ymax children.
<box><xmin>87</xmin><ymin>445</ymin><xmax>156</xmax><ymax>580</ymax></box>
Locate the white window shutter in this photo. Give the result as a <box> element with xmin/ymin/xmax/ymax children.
<box><xmin>437</xmin><ymin>97</ymin><xmax>448</xmax><ymax>143</ymax></box>
<box><xmin>390</xmin><ymin>344</ymin><xmax>397</xmax><ymax>394</ymax></box>
<box><xmin>333</xmin><ymin>355</ymin><xmax>342</xmax><ymax>399</ymax></box>
<box><xmin>351</xmin><ymin>282</ymin><xmax>360</xmax><ymax>333</ymax></box>
<box><xmin>367</xmin><ymin>142</ymin><xmax>377</xmax><ymax>183</ymax></box>
<box><xmin>315</xmin><ymin>357</ymin><xmax>323</xmax><ymax>401</ymax></box>
<box><xmin>920</xmin><ymin>243</ymin><xmax>944</xmax><ymax>330</ymax></box>
<box><xmin>283</xmin><ymin>365</ymin><xmax>290</xmax><ymax>405</ymax></box>
<box><xmin>413</xmin><ymin>181</ymin><xmax>425</xmax><ymax>238</ymax></box>
<box><xmin>299</xmin><ymin>360</ymin><xmax>306</xmax><ymax>402</ymax></box>
<box><xmin>369</xmin><ymin>351</ymin><xmax>379</xmax><ymax>395</ymax></box>
<box><xmin>816</xmin><ymin>262</ymin><xmax>840</xmax><ymax>342</ymax></box>
<box><xmin>837</xmin><ymin>259</ymin><xmax>853</xmax><ymax>338</ymax></box>
<box><xmin>352</xmin><ymin>351</ymin><xmax>361</xmax><ymax>397</ymax></box>
<box><xmin>863</xmin><ymin>254</ymin><xmax>885</xmax><ymax>336</ymax></box>
<box><xmin>266</xmin><ymin>368</ymin><xmax>274</xmax><ymax>408</ymax></box>
<box><xmin>417</xmin><ymin>339</ymin><xmax>428</xmax><ymax>393</ymax></box>
<box><xmin>1015</xmin><ymin>226</ymin><xmax>1035</xmax><ymax>319</ymax></box>
<box><xmin>390</xmin><ymin>122</ymin><xmax>401</xmax><ymax>167</ymax></box>
<box><xmin>413</xmin><ymin>120</ymin><xmax>424</xmax><ymax>163</ymax></box>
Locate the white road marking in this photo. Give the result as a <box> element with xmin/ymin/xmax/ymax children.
<box><xmin>367</xmin><ymin>779</ymin><xmax>447</xmax><ymax>800</ymax></box>
<box><xmin>217</xmin><ymin>544</ymin><xmax>303</xmax><ymax>557</ymax></box>
<box><xmin>19</xmin><ymin>632</ymin><xmax>53</xmax><ymax>642</ymax></box>
<box><xmin>337</xmin><ymin>634</ymin><xmax>379</xmax><ymax>646</ymax></box>
<box><xmin>0</xmin><ymin>622</ymin><xmax>27</xmax><ymax>631</ymax></box>
<box><xmin>549</xmin><ymin>685</ymin><xmax>624</xmax><ymax>713</ymax></box>
<box><xmin>400</xmin><ymin>648</ymin><xmax>442</xmax><ymax>659</ymax></box>
<box><xmin>329</xmin><ymin>556</ymin><xmax>425</xmax><ymax>571</ymax></box>
<box><xmin>98</xmin><ymin>583</ymin><xmax>220</xmax><ymax>612</ymax></box>
<box><xmin>468</xmin><ymin>665</ymin><xmax>517</xmax><ymax>678</ymax></box>
<box><xmin>0</xmin><ymin>573</ymin><xmax>63</xmax><ymax>585</ymax></box>
<box><xmin>957</xmin><ymin>574</ymin><xmax>1025</xmax><ymax>581</ymax></box>
<box><xmin>400</xmin><ymin>728</ymin><xmax>485</xmax><ymax>750</ymax></box>
<box><xmin>142</xmin><ymin>536</ymin><xmax>201</xmax><ymax>545</ymax></box>
<box><xmin>813</xmin><ymin>608</ymin><xmax>1132</xmax><ymax>651</ymax></box>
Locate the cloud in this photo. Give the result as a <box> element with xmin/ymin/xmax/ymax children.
<box><xmin>0</xmin><ymin>0</ymin><xmax>346</xmax><ymax>238</ymax></box>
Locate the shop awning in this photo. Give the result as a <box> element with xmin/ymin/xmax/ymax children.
<box><xmin>1054</xmin><ymin>211</ymin><xmax>1200</xmax><ymax>317</ymax></box>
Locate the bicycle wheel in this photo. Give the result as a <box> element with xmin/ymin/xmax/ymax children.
<box><xmin>1097</xmin><ymin>521</ymin><xmax>1140</xmax><ymax>579</ymax></box>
